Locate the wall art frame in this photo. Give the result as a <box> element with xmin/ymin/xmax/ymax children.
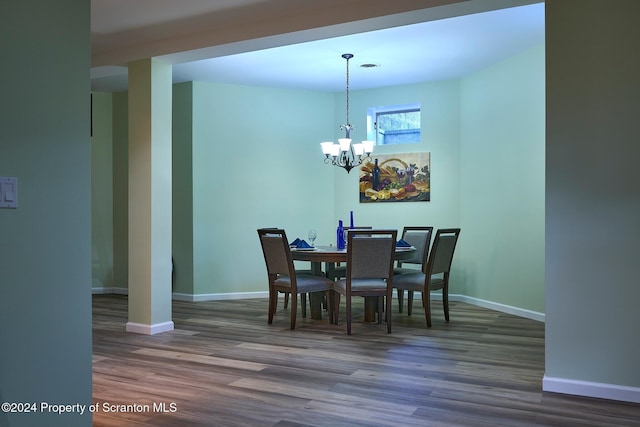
<box><xmin>359</xmin><ymin>152</ymin><xmax>430</xmax><ymax>203</ymax></box>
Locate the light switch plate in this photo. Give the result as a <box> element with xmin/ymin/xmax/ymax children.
<box><xmin>0</xmin><ymin>177</ymin><xmax>18</xmax><ymax>208</ymax></box>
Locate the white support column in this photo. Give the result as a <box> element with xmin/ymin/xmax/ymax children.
<box><xmin>126</xmin><ymin>58</ymin><xmax>174</xmax><ymax>334</ymax></box>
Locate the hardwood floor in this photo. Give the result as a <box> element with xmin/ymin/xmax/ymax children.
<box><xmin>92</xmin><ymin>295</ymin><xmax>639</xmax><ymax>426</ymax></box>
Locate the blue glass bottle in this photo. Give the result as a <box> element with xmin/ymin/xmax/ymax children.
<box><xmin>337</xmin><ymin>220</ymin><xmax>345</xmax><ymax>250</ymax></box>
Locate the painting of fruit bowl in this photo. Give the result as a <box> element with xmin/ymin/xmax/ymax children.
<box><xmin>359</xmin><ymin>152</ymin><xmax>430</xmax><ymax>203</ymax></box>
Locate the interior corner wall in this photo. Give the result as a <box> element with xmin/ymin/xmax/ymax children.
<box><xmin>545</xmin><ymin>0</ymin><xmax>640</xmax><ymax>399</ymax></box>
<box><xmin>172</xmin><ymin>82</ymin><xmax>195</xmax><ymax>295</ymax></box>
<box><xmin>112</xmin><ymin>91</ymin><xmax>130</xmax><ymax>291</ymax></box>
<box><xmin>333</xmin><ymin>80</ymin><xmax>461</xmax><ymax>235</ymax></box>
<box><xmin>0</xmin><ymin>1</ymin><xmax>93</xmax><ymax>426</ymax></box>
<box><xmin>459</xmin><ymin>44</ymin><xmax>546</xmax><ymax>313</ymax></box>
<box><xmin>333</xmin><ymin>54</ymin><xmax>545</xmax><ymax>316</ymax></box>
<box><xmin>92</xmin><ymin>92</ymin><xmax>115</xmax><ymax>289</ymax></box>
<box><xmin>189</xmin><ymin>81</ymin><xmax>335</xmax><ymax>296</ymax></box>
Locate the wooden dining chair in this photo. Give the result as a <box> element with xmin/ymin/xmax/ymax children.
<box><xmin>259</xmin><ymin>227</ymin><xmax>315</xmax><ymax>310</ymax></box>
<box><xmin>332</xmin><ymin>226</ymin><xmax>373</xmax><ymax>280</ymax></box>
<box><xmin>257</xmin><ymin>228</ymin><xmax>335</xmax><ymax>329</ymax></box>
<box><xmin>393</xmin><ymin>228</ymin><xmax>460</xmax><ymax>327</ymax></box>
<box><xmin>393</xmin><ymin>226</ymin><xmax>434</xmax><ymax>313</ymax></box>
<box><xmin>334</xmin><ymin>229</ymin><xmax>397</xmax><ymax>335</ymax></box>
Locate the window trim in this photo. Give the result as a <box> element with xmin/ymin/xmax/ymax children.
<box><xmin>367</xmin><ymin>103</ymin><xmax>421</xmax><ymax>146</ymax></box>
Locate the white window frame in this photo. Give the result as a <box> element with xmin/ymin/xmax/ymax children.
<box><xmin>367</xmin><ymin>103</ymin><xmax>421</xmax><ymax>146</ymax></box>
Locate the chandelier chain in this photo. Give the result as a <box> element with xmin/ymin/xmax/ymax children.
<box><xmin>345</xmin><ymin>54</ymin><xmax>350</xmax><ymax>126</ymax></box>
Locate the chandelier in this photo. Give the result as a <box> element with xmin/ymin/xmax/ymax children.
<box><xmin>320</xmin><ymin>53</ymin><xmax>374</xmax><ymax>173</ymax></box>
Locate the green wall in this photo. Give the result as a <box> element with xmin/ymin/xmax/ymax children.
<box><xmin>459</xmin><ymin>44</ymin><xmax>545</xmax><ymax>313</ymax></box>
<box><xmin>92</xmin><ymin>93</ymin><xmax>114</xmax><ymax>288</ymax></box>
<box><xmin>0</xmin><ymin>1</ymin><xmax>93</xmax><ymax>426</ymax></box>
<box><xmin>172</xmin><ymin>83</ymin><xmax>195</xmax><ymax>294</ymax></box>
<box><xmin>188</xmin><ymin>82</ymin><xmax>336</xmax><ymax>296</ymax></box>
<box><xmin>333</xmin><ymin>80</ymin><xmax>462</xmax><ymax>236</ymax></box>
<box><xmin>545</xmin><ymin>0</ymin><xmax>640</xmax><ymax>395</ymax></box>
<box><xmin>112</xmin><ymin>92</ymin><xmax>129</xmax><ymax>291</ymax></box>
<box><xmin>170</xmin><ymin>78</ymin><xmax>477</xmax><ymax>298</ymax></box>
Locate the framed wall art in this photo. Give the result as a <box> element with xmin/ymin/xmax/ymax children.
<box><xmin>359</xmin><ymin>152</ymin><xmax>430</xmax><ymax>203</ymax></box>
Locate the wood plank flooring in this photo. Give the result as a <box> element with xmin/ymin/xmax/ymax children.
<box><xmin>92</xmin><ymin>295</ymin><xmax>640</xmax><ymax>426</ymax></box>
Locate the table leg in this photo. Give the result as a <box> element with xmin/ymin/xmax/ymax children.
<box><xmin>325</xmin><ymin>262</ymin><xmax>336</xmax><ymax>281</ymax></box>
<box><xmin>364</xmin><ymin>296</ymin><xmax>378</xmax><ymax>322</ymax></box>
<box><xmin>309</xmin><ymin>292</ymin><xmax>323</xmax><ymax>320</ymax></box>
<box><xmin>310</xmin><ymin>261</ymin><xmax>323</xmax><ymax>276</ymax></box>
<box><xmin>309</xmin><ymin>261</ymin><xmax>323</xmax><ymax>320</ymax></box>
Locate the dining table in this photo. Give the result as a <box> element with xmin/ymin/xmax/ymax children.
<box><xmin>291</xmin><ymin>244</ymin><xmax>416</xmax><ymax>321</ymax></box>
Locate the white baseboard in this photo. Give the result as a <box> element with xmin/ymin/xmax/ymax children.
<box><xmin>401</xmin><ymin>291</ymin><xmax>544</xmax><ymax>322</ymax></box>
<box><xmin>543</xmin><ymin>376</ymin><xmax>640</xmax><ymax>404</ymax></box>
<box><xmin>125</xmin><ymin>321</ymin><xmax>174</xmax><ymax>335</ymax></box>
<box><xmin>94</xmin><ymin>287</ymin><xmax>544</xmax><ymax>322</ymax></box>
<box><xmin>172</xmin><ymin>291</ymin><xmax>269</xmax><ymax>302</ymax></box>
<box><xmin>93</xmin><ymin>287</ymin><xmax>269</xmax><ymax>302</ymax></box>
<box><xmin>446</xmin><ymin>294</ymin><xmax>545</xmax><ymax>322</ymax></box>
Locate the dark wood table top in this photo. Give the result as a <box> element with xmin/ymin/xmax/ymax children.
<box><xmin>290</xmin><ymin>245</ymin><xmax>416</xmax><ymax>262</ymax></box>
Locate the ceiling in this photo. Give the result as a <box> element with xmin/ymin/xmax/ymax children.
<box><xmin>90</xmin><ymin>0</ymin><xmax>544</xmax><ymax>93</ymax></box>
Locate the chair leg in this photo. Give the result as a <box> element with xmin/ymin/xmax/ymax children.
<box><xmin>423</xmin><ymin>288</ymin><xmax>432</xmax><ymax>328</ymax></box>
<box><xmin>377</xmin><ymin>296</ymin><xmax>383</xmax><ymax>325</ymax></box>
<box><xmin>407</xmin><ymin>291</ymin><xmax>414</xmax><ymax>316</ymax></box>
<box><xmin>284</xmin><ymin>292</ymin><xmax>289</xmax><ymax>309</ymax></box>
<box><xmin>290</xmin><ymin>293</ymin><xmax>297</xmax><ymax>329</ymax></box>
<box><xmin>443</xmin><ymin>286</ymin><xmax>450</xmax><ymax>322</ymax></box>
<box><xmin>346</xmin><ymin>295</ymin><xmax>352</xmax><ymax>335</ymax></box>
<box><xmin>397</xmin><ymin>288</ymin><xmax>404</xmax><ymax>313</ymax></box>
<box><xmin>326</xmin><ymin>290</ymin><xmax>334</xmax><ymax>325</ymax></box>
<box><xmin>386</xmin><ymin>291</ymin><xmax>393</xmax><ymax>334</ymax></box>
<box><xmin>334</xmin><ymin>293</ymin><xmax>341</xmax><ymax>325</ymax></box>
<box><xmin>384</xmin><ymin>296</ymin><xmax>389</xmax><ymax>323</ymax></box>
<box><xmin>268</xmin><ymin>288</ymin><xmax>277</xmax><ymax>324</ymax></box>
<box><xmin>301</xmin><ymin>293</ymin><xmax>307</xmax><ymax>318</ymax></box>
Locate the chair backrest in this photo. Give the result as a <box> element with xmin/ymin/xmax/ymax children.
<box><xmin>424</xmin><ymin>228</ymin><xmax>461</xmax><ymax>276</ymax></box>
<box><xmin>399</xmin><ymin>226</ymin><xmax>434</xmax><ymax>266</ymax></box>
<box><xmin>344</xmin><ymin>225</ymin><xmax>373</xmax><ymax>243</ymax></box>
<box><xmin>347</xmin><ymin>229</ymin><xmax>397</xmax><ymax>280</ymax></box>
<box><xmin>344</xmin><ymin>226</ymin><xmax>373</xmax><ymax>231</ymax></box>
<box><xmin>257</xmin><ymin>228</ymin><xmax>295</xmax><ymax>278</ymax></box>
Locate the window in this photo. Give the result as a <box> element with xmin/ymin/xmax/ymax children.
<box><xmin>367</xmin><ymin>103</ymin><xmax>421</xmax><ymax>146</ymax></box>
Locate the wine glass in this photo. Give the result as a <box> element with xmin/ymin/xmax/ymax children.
<box><xmin>308</xmin><ymin>229</ymin><xmax>317</xmax><ymax>247</ymax></box>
